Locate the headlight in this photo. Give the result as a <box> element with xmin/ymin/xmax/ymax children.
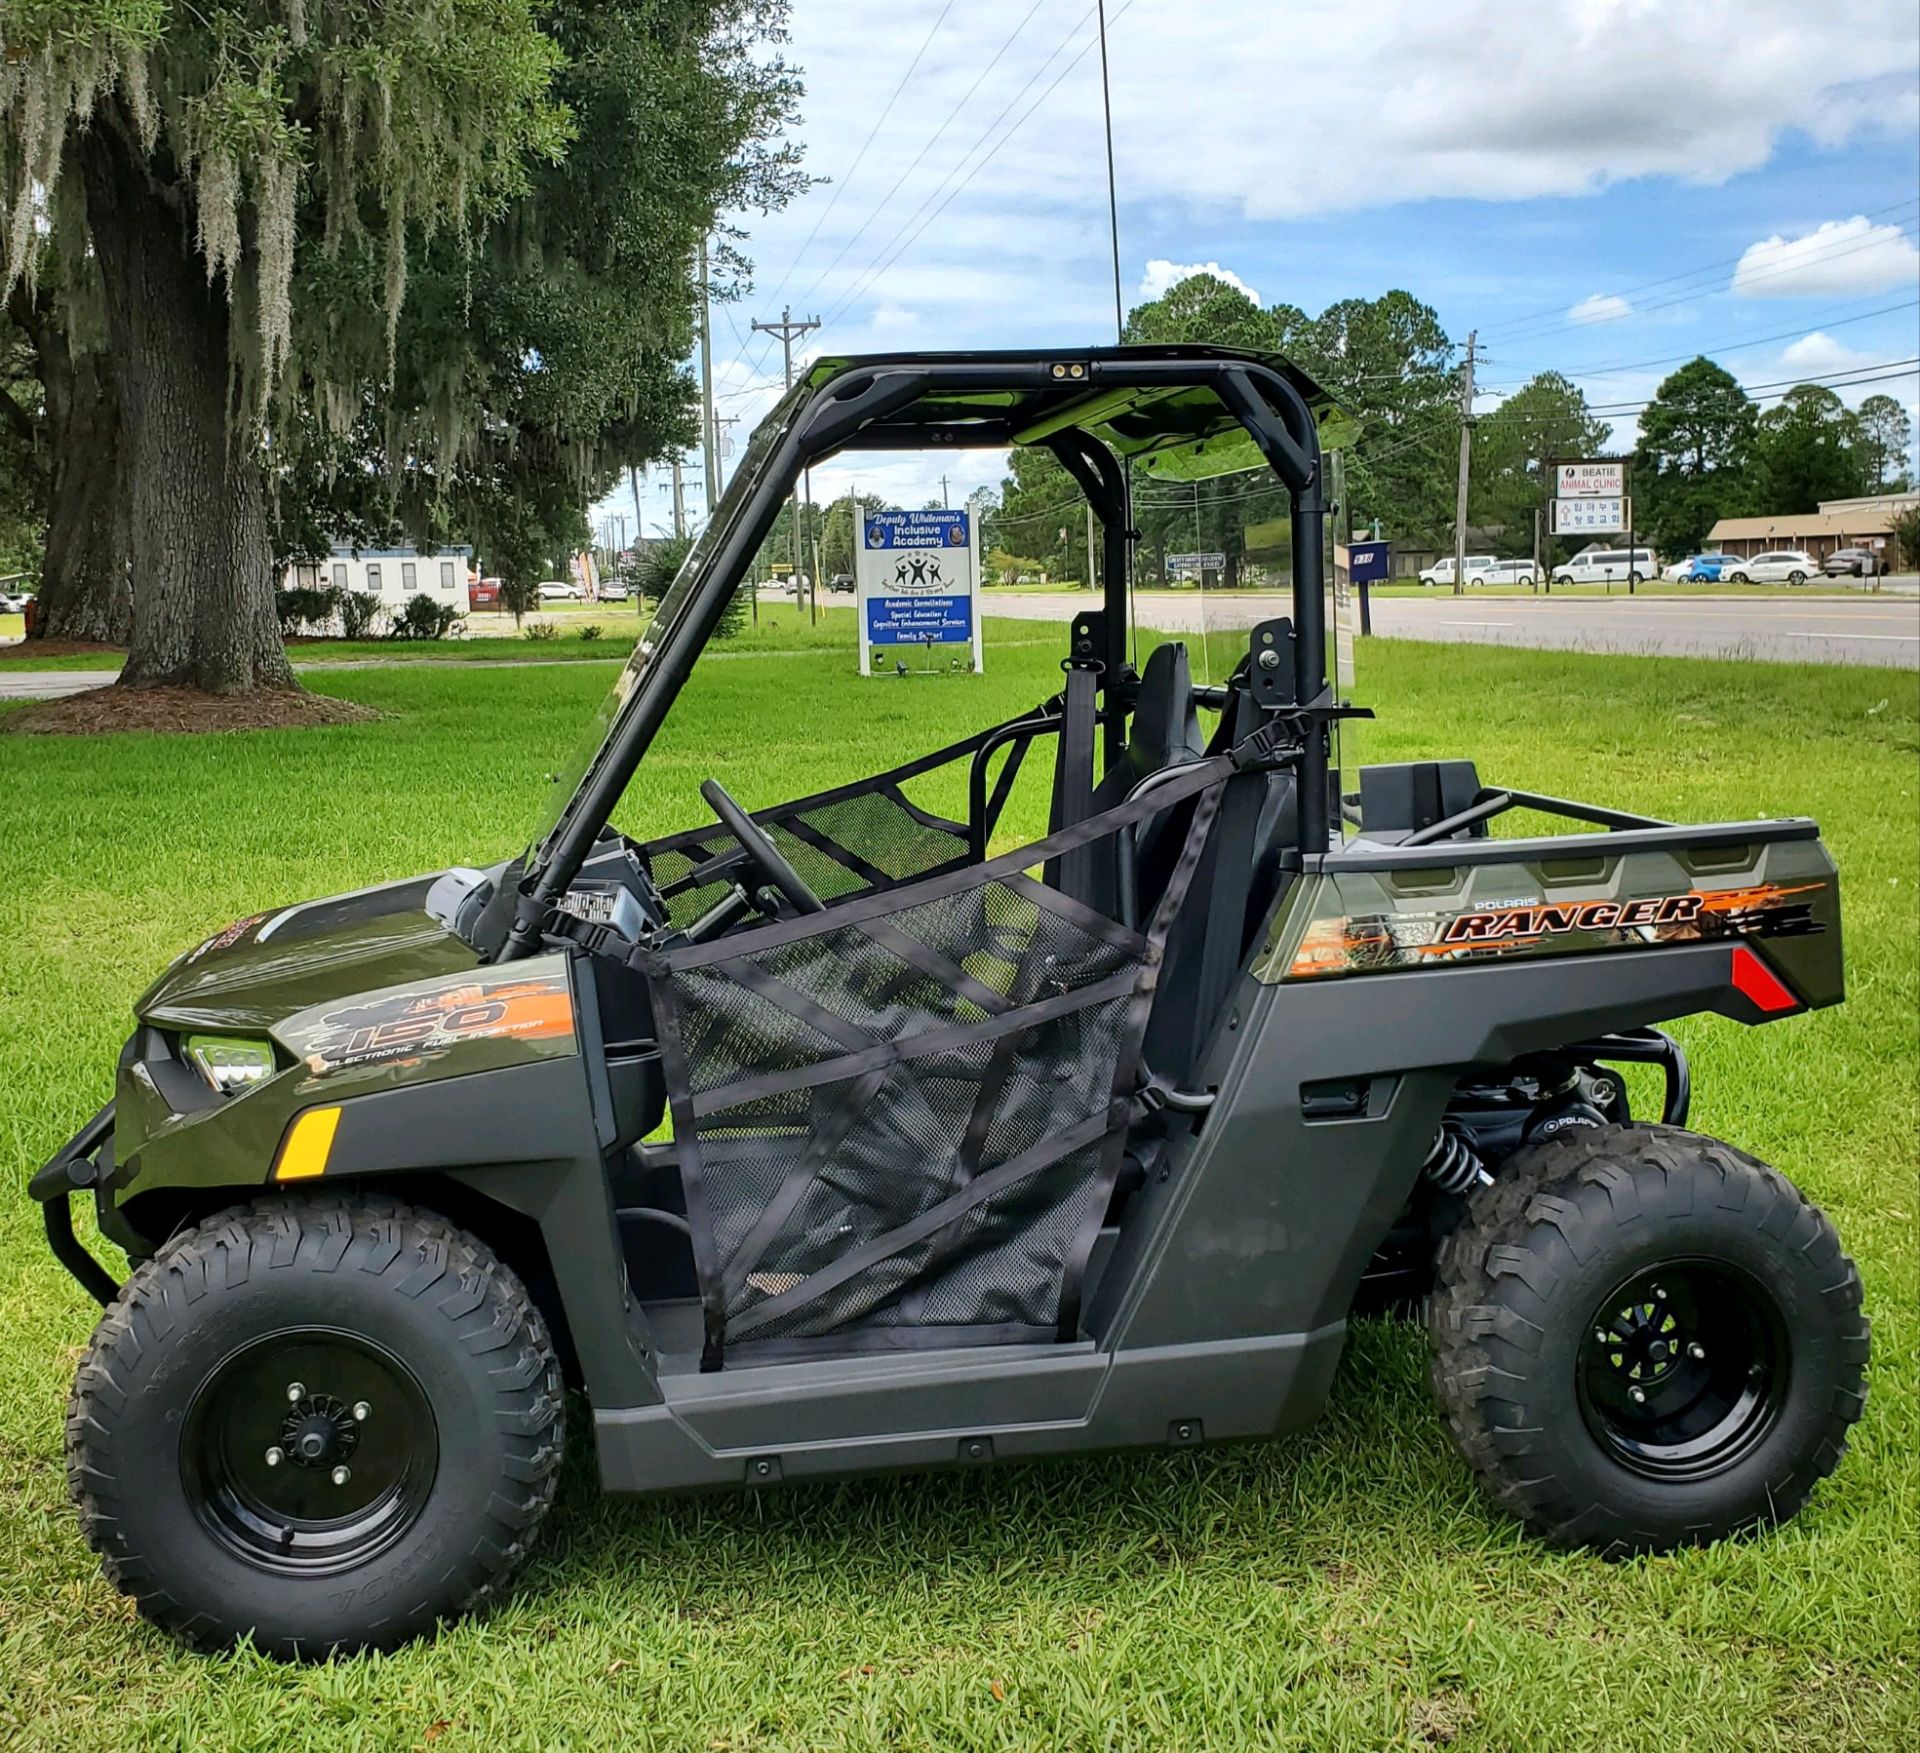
<box><xmin>185</xmin><ymin>1035</ymin><xmax>277</xmax><ymax>1095</ymax></box>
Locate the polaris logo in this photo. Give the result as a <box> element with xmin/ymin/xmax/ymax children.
<box><xmin>1440</xmin><ymin>893</ymin><xmax>1705</xmax><ymax>946</ymax></box>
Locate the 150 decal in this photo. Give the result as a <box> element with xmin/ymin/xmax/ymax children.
<box><xmin>290</xmin><ymin>976</ymin><xmax>574</xmax><ymax>1074</ymax></box>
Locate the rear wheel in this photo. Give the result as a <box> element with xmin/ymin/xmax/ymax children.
<box><xmin>1787</xmin><ymin>569</ymin><xmax>1807</xmax><ymax>585</ymax></box>
<box><xmin>67</xmin><ymin>1195</ymin><xmax>564</xmax><ymax>1655</ymax></box>
<box><xmin>1428</xmin><ymin>1125</ymin><xmax>1867</xmax><ymax>1555</ymax></box>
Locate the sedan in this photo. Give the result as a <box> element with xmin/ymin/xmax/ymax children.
<box><xmin>1723</xmin><ymin>550</ymin><xmax>1817</xmax><ymax>585</ymax></box>
<box><xmin>1823</xmin><ymin>547</ymin><xmax>1882</xmax><ymax>578</ymax></box>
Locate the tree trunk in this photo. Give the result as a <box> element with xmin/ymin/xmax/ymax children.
<box><xmin>77</xmin><ymin>115</ymin><xmax>293</xmax><ymax>692</ymax></box>
<box><xmin>30</xmin><ymin>321</ymin><xmax>132</xmax><ymax>643</ymax></box>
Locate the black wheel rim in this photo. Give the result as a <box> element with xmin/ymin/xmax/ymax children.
<box><xmin>181</xmin><ymin>1328</ymin><xmax>439</xmax><ymax>1576</ymax></box>
<box><xmin>1577</xmin><ymin>1259</ymin><xmax>1788</xmax><ymax>1482</ymax></box>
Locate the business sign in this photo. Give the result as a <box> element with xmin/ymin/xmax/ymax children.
<box><xmin>1557</xmin><ymin>461</ymin><xmax>1625</xmax><ymax>499</ymax></box>
<box><xmin>1551</xmin><ymin>496</ymin><xmax>1628</xmax><ymax>535</ymax></box>
<box><xmin>1167</xmin><ymin>551</ymin><xmax>1228</xmax><ymax>573</ymax></box>
<box><xmin>1345</xmin><ymin>540</ymin><xmax>1391</xmax><ymax>583</ymax></box>
<box><xmin>855</xmin><ymin>508</ymin><xmax>983</xmax><ymax>676</ymax></box>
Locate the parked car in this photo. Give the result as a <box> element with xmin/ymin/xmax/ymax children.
<box><xmin>598</xmin><ymin>578</ymin><xmax>633</xmax><ymax>602</ymax></box>
<box><xmin>1417</xmin><ymin>555</ymin><xmax>1500</xmax><ymax>587</ymax></box>
<box><xmin>1551</xmin><ymin>547</ymin><xmax>1657</xmax><ymax>586</ymax></box>
<box><xmin>1723</xmin><ymin>550</ymin><xmax>1817</xmax><ymax>586</ymax></box>
<box><xmin>0</xmin><ymin>587</ymin><xmax>32</xmax><ymax>615</ymax></box>
<box><xmin>537</xmin><ymin>580</ymin><xmax>581</xmax><ymax>601</ymax></box>
<box><xmin>1662</xmin><ymin>554</ymin><xmax>1734</xmax><ymax>582</ymax></box>
<box><xmin>1822</xmin><ymin>547</ymin><xmax>1883</xmax><ymax>578</ymax></box>
<box><xmin>828</xmin><ymin>573</ymin><xmax>856</xmax><ymax>594</ymax></box>
<box><xmin>1485</xmin><ymin>559</ymin><xmax>1537</xmax><ymax>585</ymax></box>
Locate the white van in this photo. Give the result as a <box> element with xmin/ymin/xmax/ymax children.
<box><xmin>1417</xmin><ymin>555</ymin><xmax>1500</xmax><ymax>587</ymax></box>
<box><xmin>1551</xmin><ymin>547</ymin><xmax>1657</xmax><ymax>586</ymax></box>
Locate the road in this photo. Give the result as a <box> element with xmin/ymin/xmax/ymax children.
<box><xmin>976</xmin><ymin>589</ymin><xmax>1920</xmax><ymax>669</ymax></box>
<box><xmin>5</xmin><ymin>589</ymin><xmax>1916</xmax><ymax>702</ymax></box>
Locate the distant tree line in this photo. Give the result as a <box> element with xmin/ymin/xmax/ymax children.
<box><xmin>979</xmin><ymin>273</ymin><xmax>1914</xmax><ymax>578</ymax></box>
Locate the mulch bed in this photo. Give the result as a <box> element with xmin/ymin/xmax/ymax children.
<box><xmin>0</xmin><ymin>638</ymin><xmax>125</xmax><ymax>661</ymax></box>
<box><xmin>2</xmin><ymin>684</ymin><xmax>381</xmax><ymax>736</ymax></box>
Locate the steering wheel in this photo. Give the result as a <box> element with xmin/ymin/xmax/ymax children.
<box><xmin>699</xmin><ymin>779</ymin><xmax>825</xmax><ymax>916</ymax></box>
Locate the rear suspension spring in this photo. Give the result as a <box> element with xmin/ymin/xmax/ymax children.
<box><xmin>1423</xmin><ymin>1121</ymin><xmax>1490</xmax><ymax>1195</ymax></box>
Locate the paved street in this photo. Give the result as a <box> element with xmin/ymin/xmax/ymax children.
<box><xmin>976</xmin><ymin>588</ymin><xmax>1920</xmax><ymax>669</ymax></box>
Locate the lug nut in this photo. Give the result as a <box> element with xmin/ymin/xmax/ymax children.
<box><xmin>331</xmin><ymin>1465</ymin><xmax>351</xmax><ymax>1486</ymax></box>
<box><xmin>1687</xmin><ymin>1342</ymin><xmax>1706</xmax><ymax>1361</ymax></box>
<box><xmin>264</xmin><ymin>1446</ymin><xmax>284</xmax><ymax>1467</ymax></box>
<box><xmin>1594</xmin><ymin>1329</ymin><xmax>1611</xmax><ymax>1344</ymax></box>
<box><xmin>1652</xmin><ymin>1286</ymin><xmax>1667</xmax><ymax>1302</ymax></box>
<box><xmin>1629</xmin><ymin>1386</ymin><xmax>1647</xmax><ymax>1404</ymax></box>
<box><xmin>352</xmin><ymin>1401</ymin><xmax>372</xmax><ymax>1422</ymax></box>
<box><xmin>286</xmin><ymin>1381</ymin><xmax>305</xmax><ymax>1402</ymax></box>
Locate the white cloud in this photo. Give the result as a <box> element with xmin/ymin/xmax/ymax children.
<box><xmin>1138</xmin><ymin>258</ymin><xmax>1262</xmax><ymax>304</ymax></box>
<box><xmin>1779</xmin><ymin>331</ymin><xmax>1877</xmax><ymax>373</ymax></box>
<box><xmin>1731</xmin><ymin>216</ymin><xmax>1920</xmax><ymax>298</ymax></box>
<box><xmin>1568</xmin><ymin>293</ymin><xmax>1633</xmax><ymax>324</ymax></box>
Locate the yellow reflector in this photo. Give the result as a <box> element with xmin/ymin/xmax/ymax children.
<box><xmin>275</xmin><ymin>1106</ymin><xmax>341</xmax><ymax>1180</ymax></box>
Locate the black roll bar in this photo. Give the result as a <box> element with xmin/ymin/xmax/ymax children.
<box><xmin>502</xmin><ymin>353</ymin><xmax>1334</xmax><ymax>960</ymax></box>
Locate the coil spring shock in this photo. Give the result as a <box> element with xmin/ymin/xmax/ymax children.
<box><xmin>1423</xmin><ymin>1121</ymin><xmax>1489</xmax><ymax>1195</ymax></box>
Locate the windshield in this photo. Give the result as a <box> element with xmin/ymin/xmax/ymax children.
<box><xmin>524</xmin><ymin>380</ymin><xmax>810</xmax><ymax>863</ymax></box>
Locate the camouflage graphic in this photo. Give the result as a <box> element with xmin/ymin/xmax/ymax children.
<box><xmin>283</xmin><ymin>972</ymin><xmax>574</xmax><ymax>1074</ymax></box>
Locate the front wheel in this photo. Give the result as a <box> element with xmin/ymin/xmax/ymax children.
<box><xmin>66</xmin><ymin>1195</ymin><xmax>565</xmax><ymax>1655</ymax></box>
<box><xmin>1787</xmin><ymin>570</ymin><xmax>1807</xmax><ymax>585</ymax></box>
<box><xmin>1428</xmin><ymin>1125</ymin><xmax>1867</xmax><ymax>1556</ymax></box>
<box><xmin>1728</xmin><ymin>570</ymin><xmax>1750</xmax><ymax>584</ymax></box>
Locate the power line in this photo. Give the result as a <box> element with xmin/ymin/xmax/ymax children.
<box><xmin>1477</xmin><ymin>196</ymin><xmax>1920</xmax><ymax>342</ymax></box>
<box><xmin>1477</xmin><ymin>296</ymin><xmax>1920</xmax><ymax>391</ymax></box>
<box><xmin>753</xmin><ymin>1</ymin><xmax>960</xmax><ymax>321</ymax></box>
<box><xmin>783</xmin><ymin>0</ymin><xmax>1050</xmax><ymax>319</ymax></box>
<box><xmin>821</xmin><ymin>1</ymin><xmax>1140</xmax><ymax>332</ymax></box>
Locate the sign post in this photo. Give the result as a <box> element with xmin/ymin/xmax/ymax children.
<box><xmin>1552</xmin><ymin>459</ymin><xmax>1634</xmax><ymax>594</ymax></box>
<box><xmin>855</xmin><ymin>509</ymin><xmax>983</xmax><ymax>677</ymax></box>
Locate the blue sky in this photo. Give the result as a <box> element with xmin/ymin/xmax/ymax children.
<box><xmin>599</xmin><ymin>0</ymin><xmax>1920</xmax><ymax>539</ymax></box>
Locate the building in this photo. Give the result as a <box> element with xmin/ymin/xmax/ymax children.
<box><xmin>1705</xmin><ymin>491</ymin><xmax>1918</xmax><ymax>563</ymax></box>
<box><xmin>285</xmin><ymin>544</ymin><xmax>474</xmax><ymax>608</ymax></box>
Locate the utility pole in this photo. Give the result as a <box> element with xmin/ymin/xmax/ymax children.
<box><xmin>752</xmin><ymin>304</ymin><xmax>821</xmax><ymax>613</ymax></box>
<box><xmin>670</xmin><ymin>456</ymin><xmax>687</xmax><ymax>540</ymax></box>
<box><xmin>713</xmin><ymin>414</ymin><xmax>739</xmax><ymax>501</ymax></box>
<box><xmin>698</xmin><ymin>239</ymin><xmax>718</xmax><ymax>515</ymax></box>
<box><xmin>629</xmin><ymin>466</ymin><xmax>644</xmax><ymax>557</ymax></box>
<box><xmin>1086</xmin><ymin>503</ymin><xmax>1097</xmax><ymax>592</ymax></box>
<box><xmin>940</xmin><ymin>473</ymin><xmax>950</xmax><ymax>509</ymax></box>
<box><xmin>1451</xmin><ymin>329</ymin><xmax>1476</xmax><ymax>597</ymax></box>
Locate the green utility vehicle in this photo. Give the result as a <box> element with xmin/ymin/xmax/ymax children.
<box><xmin>34</xmin><ymin>347</ymin><xmax>1867</xmax><ymax>1656</ymax></box>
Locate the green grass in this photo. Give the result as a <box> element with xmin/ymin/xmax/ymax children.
<box><xmin>1</xmin><ymin>636</ymin><xmax>1915</xmax><ymax>1749</ymax></box>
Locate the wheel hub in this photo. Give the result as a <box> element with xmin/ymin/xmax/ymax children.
<box><xmin>182</xmin><ymin>1329</ymin><xmax>438</xmax><ymax>1577</ymax></box>
<box><xmin>281</xmin><ymin>1395</ymin><xmax>359</xmax><ymax>1468</ymax></box>
<box><xmin>1577</xmin><ymin>1260</ymin><xmax>1788</xmax><ymax>1483</ymax></box>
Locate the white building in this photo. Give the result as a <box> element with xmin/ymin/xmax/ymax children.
<box><xmin>286</xmin><ymin>544</ymin><xmax>474</xmax><ymax>608</ymax></box>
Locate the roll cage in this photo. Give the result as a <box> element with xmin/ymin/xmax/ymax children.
<box><xmin>496</xmin><ymin>345</ymin><xmax>1352</xmax><ymax>962</ymax></box>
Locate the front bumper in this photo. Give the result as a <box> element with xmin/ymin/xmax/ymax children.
<box><xmin>28</xmin><ymin>1101</ymin><xmax>121</xmax><ymax>1306</ymax></box>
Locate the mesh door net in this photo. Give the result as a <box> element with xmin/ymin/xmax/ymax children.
<box><xmin>645</xmin><ymin>756</ymin><xmax>1229</xmax><ymax>1368</ymax></box>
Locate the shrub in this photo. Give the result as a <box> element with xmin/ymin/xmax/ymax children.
<box><xmin>277</xmin><ymin>585</ymin><xmax>337</xmax><ymax>636</ymax></box>
<box><xmin>388</xmin><ymin>593</ymin><xmax>464</xmax><ymax>641</ymax></box>
<box><xmin>338</xmin><ymin>590</ymin><xmax>383</xmax><ymax>640</ymax></box>
<box><xmin>578</xmin><ymin>623</ymin><xmax>602</xmax><ymax>642</ymax></box>
<box><xmin>521</xmin><ymin>620</ymin><xmax>559</xmax><ymax>642</ymax></box>
<box><xmin>1890</xmin><ymin>506</ymin><xmax>1920</xmax><ymax>573</ymax></box>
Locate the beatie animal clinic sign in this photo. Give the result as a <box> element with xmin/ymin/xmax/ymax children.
<box><xmin>855</xmin><ymin>509</ymin><xmax>984</xmax><ymax>676</ymax></box>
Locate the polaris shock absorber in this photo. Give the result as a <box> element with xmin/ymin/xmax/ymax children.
<box><xmin>1423</xmin><ymin>1120</ymin><xmax>1491</xmax><ymax>1195</ymax></box>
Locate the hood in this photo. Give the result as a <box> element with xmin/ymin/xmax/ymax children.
<box><xmin>137</xmin><ymin>873</ymin><xmax>481</xmax><ymax>1035</ymax></box>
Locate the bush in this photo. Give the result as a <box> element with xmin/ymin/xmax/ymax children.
<box><xmin>339</xmin><ymin>590</ymin><xmax>383</xmax><ymax>640</ymax></box>
<box><xmin>388</xmin><ymin>593</ymin><xmax>465</xmax><ymax>641</ymax></box>
<box><xmin>277</xmin><ymin>585</ymin><xmax>337</xmax><ymax>636</ymax></box>
<box><xmin>1890</xmin><ymin>506</ymin><xmax>1920</xmax><ymax>573</ymax></box>
<box><xmin>521</xmin><ymin>620</ymin><xmax>559</xmax><ymax>642</ymax></box>
<box><xmin>578</xmin><ymin>623</ymin><xmax>602</xmax><ymax>642</ymax></box>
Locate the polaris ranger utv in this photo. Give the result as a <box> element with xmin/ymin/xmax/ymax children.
<box><xmin>33</xmin><ymin>347</ymin><xmax>1866</xmax><ymax>1656</ymax></box>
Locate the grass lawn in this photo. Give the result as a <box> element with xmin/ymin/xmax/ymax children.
<box><xmin>0</xmin><ymin>634</ymin><xmax>1915</xmax><ymax>1749</ymax></box>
